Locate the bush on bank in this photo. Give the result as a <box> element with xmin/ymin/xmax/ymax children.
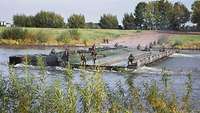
<box><xmin>1</xmin><ymin>27</ymin><xmax>28</xmax><ymax>40</ymax></box>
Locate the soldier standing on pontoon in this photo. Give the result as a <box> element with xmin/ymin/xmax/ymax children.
<box><xmin>137</xmin><ymin>44</ymin><xmax>141</xmax><ymax>50</ymax></box>
<box><xmin>91</xmin><ymin>44</ymin><xmax>96</xmax><ymax>56</ymax></box>
<box><xmin>61</xmin><ymin>48</ymin><xmax>69</xmax><ymax>66</ymax></box>
<box><xmin>80</xmin><ymin>54</ymin><xmax>87</xmax><ymax>66</ymax></box>
<box><xmin>128</xmin><ymin>54</ymin><xmax>135</xmax><ymax>65</ymax></box>
<box><xmin>92</xmin><ymin>52</ymin><xmax>97</xmax><ymax>65</ymax></box>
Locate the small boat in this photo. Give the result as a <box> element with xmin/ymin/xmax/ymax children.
<box><xmin>9</xmin><ymin>51</ymin><xmax>67</xmax><ymax>66</ymax></box>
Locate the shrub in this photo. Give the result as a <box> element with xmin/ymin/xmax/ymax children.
<box><xmin>1</xmin><ymin>27</ymin><xmax>28</xmax><ymax>40</ymax></box>
<box><xmin>83</xmin><ymin>39</ymin><xmax>89</xmax><ymax>46</ymax></box>
<box><xmin>69</xmin><ymin>29</ymin><xmax>80</xmax><ymax>40</ymax></box>
<box><xmin>172</xmin><ymin>39</ymin><xmax>183</xmax><ymax>47</ymax></box>
<box><xmin>157</xmin><ymin>37</ymin><xmax>168</xmax><ymax>45</ymax></box>
<box><xmin>57</xmin><ymin>31</ymin><xmax>70</xmax><ymax>44</ymax></box>
<box><xmin>35</xmin><ymin>31</ymin><xmax>48</xmax><ymax>44</ymax></box>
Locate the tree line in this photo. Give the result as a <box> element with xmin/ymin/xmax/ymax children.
<box><xmin>13</xmin><ymin>0</ymin><xmax>200</xmax><ymax>31</ymax></box>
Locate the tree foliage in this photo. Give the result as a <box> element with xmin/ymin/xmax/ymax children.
<box><xmin>154</xmin><ymin>0</ymin><xmax>173</xmax><ymax>30</ymax></box>
<box><xmin>13</xmin><ymin>11</ymin><xmax>65</xmax><ymax>28</ymax></box>
<box><xmin>134</xmin><ymin>2</ymin><xmax>147</xmax><ymax>29</ymax></box>
<box><xmin>192</xmin><ymin>1</ymin><xmax>200</xmax><ymax>29</ymax></box>
<box><xmin>122</xmin><ymin>13</ymin><xmax>135</xmax><ymax>29</ymax></box>
<box><xmin>99</xmin><ymin>14</ymin><xmax>119</xmax><ymax>29</ymax></box>
<box><xmin>34</xmin><ymin>11</ymin><xmax>65</xmax><ymax>28</ymax></box>
<box><xmin>13</xmin><ymin>15</ymin><xmax>35</xmax><ymax>27</ymax></box>
<box><xmin>68</xmin><ymin>14</ymin><xmax>85</xmax><ymax>28</ymax></box>
<box><xmin>143</xmin><ymin>2</ymin><xmax>157</xmax><ymax>30</ymax></box>
<box><xmin>170</xmin><ymin>2</ymin><xmax>190</xmax><ymax>30</ymax></box>
<box><xmin>134</xmin><ymin>1</ymin><xmax>190</xmax><ymax>30</ymax></box>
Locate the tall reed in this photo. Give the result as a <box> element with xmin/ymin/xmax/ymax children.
<box><xmin>0</xmin><ymin>61</ymin><xmax>198</xmax><ymax>113</ymax></box>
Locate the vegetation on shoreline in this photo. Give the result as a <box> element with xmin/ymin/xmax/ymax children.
<box><xmin>0</xmin><ymin>60</ymin><xmax>198</xmax><ymax>112</ymax></box>
<box><xmin>169</xmin><ymin>35</ymin><xmax>200</xmax><ymax>49</ymax></box>
<box><xmin>0</xmin><ymin>27</ymin><xmax>136</xmax><ymax>46</ymax></box>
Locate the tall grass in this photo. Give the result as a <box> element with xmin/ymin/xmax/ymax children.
<box><xmin>0</xmin><ymin>59</ymin><xmax>198</xmax><ymax>113</ymax></box>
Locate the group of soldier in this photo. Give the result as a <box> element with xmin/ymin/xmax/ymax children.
<box><xmin>77</xmin><ymin>44</ymin><xmax>97</xmax><ymax>65</ymax></box>
<box><xmin>49</xmin><ymin>48</ymin><xmax>69</xmax><ymax>66</ymax></box>
<box><xmin>103</xmin><ymin>38</ymin><xmax>109</xmax><ymax>44</ymax></box>
<box><xmin>137</xmin><ymin>40</ymin><xmax>157</xmax><ymax>51</ymax></box>
<box><xmin>80</xmin><ymin>44</ymin><xmax>97</xmax><ymax>66</ymax></box>
<box><xmin>49</xmin><ymin>40</ymin><xmax>165</xmax><ymax>67</ymax></box>
<box><xmin>49</xmin><ymin>44</ymin><xmax>97</xmax><ymax>66</ymax></box>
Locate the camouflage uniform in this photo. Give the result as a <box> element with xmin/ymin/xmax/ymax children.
<box><xmin>128</xmin><ymin>54</ymin><xmax>134</xmax><ymax>65</ymax></box>
<box><xmin>80</xmin><ymin>54</ymin><xmax>86</xmax><ymax>65</ymax></box>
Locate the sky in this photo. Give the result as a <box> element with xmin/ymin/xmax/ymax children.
<box><xmin>0</xmin><ymin>0</ymin><xmax>195</xmax><ymax>24</ymax></box>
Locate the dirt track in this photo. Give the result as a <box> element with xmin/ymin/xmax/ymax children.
<box><xmin>109</xmin><ymin>31</ymin><xmax>172</xmax><ymax>48</ymax></box>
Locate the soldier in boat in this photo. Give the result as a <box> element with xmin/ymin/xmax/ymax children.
<box><xmin>49</xmin><ymin>48</ymin><xmax>56</xmax><ymax>55</ymax></box>
<box><xmin>128</xmin><ymin>54</ymin><xmax>134</xmax><ymax>65</ymax></box>
<box><xmin>80</xmin><ymin>54</ymin><xmax>87</xmax><ymax>66</ymax></box>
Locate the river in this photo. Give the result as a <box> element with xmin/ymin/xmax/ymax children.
<box><xmin>0</xmin><ymin>48</ymin><xmax>200</xmax><ymax>110</ymax></box>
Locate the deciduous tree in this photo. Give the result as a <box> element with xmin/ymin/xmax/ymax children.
<box><xmin>68</xmin><ymin>14</ymin><xmax>85</xmax><ymax>28</ymax></box>
<box><xmin>99</xmin><ymin>14</ymin><xmax>119</xmax><ymax>29</ymax></box>
<box><xmin>34</xmin><ymin>11</ymin><xmax>65</xmax><ymax>28</ymax></box>
<box><xmin>192</xmin><ymin>1</ymin><xmax>200</xmax><ymax>29</ymax></box>
<box><xmin>134</xmin><ymin>2</ymin><xmax>147</xmax><ymax>29</ymax></box>
<box><xmin>170</xmin><ymin>2</ymin><xmax>190</xmax><ymax>30</ymax></box>
<box><xmin>122</xmin><ymin>13</ymin><xmax>135</xmax><ymax>29</ymax></box>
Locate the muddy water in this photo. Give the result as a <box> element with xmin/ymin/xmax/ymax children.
<box><xmin>0</xmin><ymin>48</ymin><xmax>200</xmax><ymax>110</ymax></box>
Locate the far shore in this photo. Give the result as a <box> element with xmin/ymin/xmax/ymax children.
<box><xmin>0</xmin><ymin>44</ymin><xmax>87</xmax><ymax>49</ymax></box>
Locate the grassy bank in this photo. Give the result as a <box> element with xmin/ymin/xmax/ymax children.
<box><xmin>169</xmin><ymin>35</ymin><xmax>200</xmax><ymax>49</ymax></box>
<box><xmin>0</xmin><ymin>27</ymin><xmax>136</xmax><ymax>47</ymax></box>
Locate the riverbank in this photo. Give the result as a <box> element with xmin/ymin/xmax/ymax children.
<box><xmin>169</xmin><ymin>35</ymin><xmax>200</xmax><ymax>49</ymax></box>
<box><xmin>0</xmin><ymin>27</ymin><xmax>136</xmax><ymax>47</ymax></box>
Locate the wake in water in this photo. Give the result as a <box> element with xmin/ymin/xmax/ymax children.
<box><xmin>171</xmin><ymin>53</ymin><xmax>200</xmax><ymax>58</ymax></box>
<box><xmin>135</xmin><ymin>66</ymin><xmax>163</xmax><ymax>75</ymax></box>
<box><xmin>135</xmin><ymin>66</ymin><xmax>194</xmax><ymax>75</ymax></box>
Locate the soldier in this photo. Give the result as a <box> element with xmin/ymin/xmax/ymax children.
<box><xmin>49</xmin><ymin>48</ymin><xmax>56</xmax><ymax>55</ymax></box>
<box><xmin>80</xmin><ymin>54</ymin><xmax>87</xmax><ymax>66</ymax></box>
<box><xmin>91</xmin><ymin>44</ymin><xmax>96</xmax><ymax>56</ymax></box>
<box><xmin>137</xmin><ymin>44</ymin><xmax>141</xmax><ymax>50</ymax></box>
<box><xmin>61</xmin><ymin>48</ymin><xmax>69</xmax><ymax>66</ymax></box>
<box><xmin>145</xmin><ymin>45</ymin><xmax>150</xmax><ymax>51</ymax></box>
<box><xmin>114</xmin><ymin>43</ymin><xmax>119</xmax><ymax>48</ymax></box>
<box><xmin>128</xmin><ymin>54</ymin><xmax>134</xmax><ymax>65</ymax></box>
<box><xmin>153</xmin><ymin>40</ymin><xmax>157</xmax><ymax>45</ymax></box>
<box><xmin>149</xmin><ymin>42</ymin><xmax>153</xmax><ymax>48</ymax></box>
<box><xmin>159</xmin><ymin>46</ymin><xmax>165</xmax><ymax>52</ymax></box>
<box><xmin>92</xmin><ymin>52</ymin><xmax>97</xmax><ymax>65</ymax></box>
<box><xmin>106</xmin><ymin>39</ymin><xmax>109</xmax><ymax>44</ymax></box>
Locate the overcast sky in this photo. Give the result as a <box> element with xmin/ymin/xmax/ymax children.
<box><xmin>0</xmin><ymin>0</ymin><xmax>195</xmax><ymax>24</ymax></box>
